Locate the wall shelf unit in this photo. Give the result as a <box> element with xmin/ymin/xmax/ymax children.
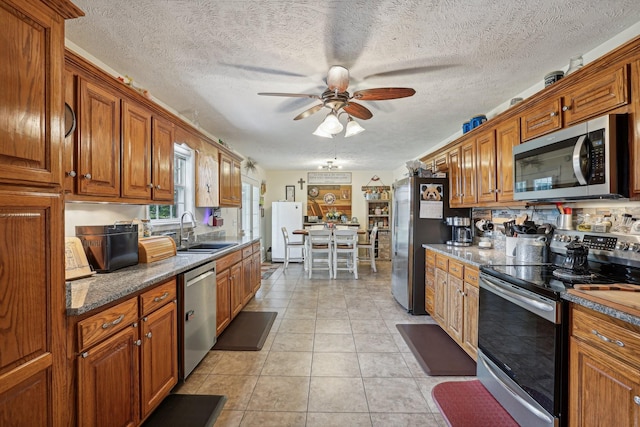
<box><xmin>366</xmin><ymin>200</ymin><xmax>391</xmax><ymax>260</ymax></box>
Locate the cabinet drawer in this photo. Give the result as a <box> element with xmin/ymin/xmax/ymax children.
<box><xmin>140</xmin><ymin>278</ymin><xmax>177</xmax><ymax>316</ymax></box>
<box><xmin>216</xmin><ymin>250</ymin><xmax>243</xmax><ymax>271</ymax></box>
<box><xmin>426</xmin><ymin>250</ymin><xmax>435</xmax><ymax>265</ymax></box>
<box><xmin>571</xmin><ymin>305</ymin><xmax>640</xmax><ymax>368</ymax></box>
<box><xmin>435</xmin><ymin>254</ymin><xmax>449</xmax><ymax>271</ymax></box>
<box><xmin>464</xmin><ymin>267</ymin><xmax>479</xmax><ymax>287</ymax></box>
<box><xmin>448</xmin><ymin>260</ymin><xmax>464</xmax><ymax>279</ymax></box>
<box><xmin>252</xmin><ymin>242</ymin><xmax>261</xmax><ymax>253</ymax></box>
<box><xmin>242</xmin><ymin>245</ymin><xmax>253</xmax><ymax>258</ymax></box>
<box><xmin>78</xmin><ymin>297</ymin><xmax>139</xmax><ymax>351</ymax></box>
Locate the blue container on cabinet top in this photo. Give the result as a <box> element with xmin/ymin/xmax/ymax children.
<box><xmin>470</xmin><ymin>115</ymin><xmax>487</xmax><ymax>129</ymax></box>
<box><xmin>462</xmin><ymin>122</ymin><xmax>471</xmax><ymax>133</ymax></box>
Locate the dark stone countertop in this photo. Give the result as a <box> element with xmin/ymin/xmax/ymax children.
<box><xmin>562</xmin><ymin>292</ymin><xmax>640</xmax><ymax>327</ymax></box>
<box><xmin>422</xmin><ymin>243</ymin><xmax>510</xmax><ymax>268</ymax></box>
<box><xmin>66</xmin><ymin>236</ymin><xmax>259</xmax><ymax>316</ymax></box>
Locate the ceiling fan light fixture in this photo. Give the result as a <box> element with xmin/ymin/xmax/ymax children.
<box><xmin>313</xmin><ymin>125</ymin><xmax>333</xmax><ymax>138</ymax></box>
<box><xmin>319</xmin><ymin>111</ymin><xmax>343</xmax><ymax>134</ymax></box>
<box><xmin>344</xmin><ymin>116</ymin><xmax>365</xmax><ymax>137</ymax></box>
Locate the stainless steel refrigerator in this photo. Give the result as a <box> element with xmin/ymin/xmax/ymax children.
<box><xmin>391</xmin><ymin>176</ymin><xmax>470</xmax><ymax>314</ymax></box>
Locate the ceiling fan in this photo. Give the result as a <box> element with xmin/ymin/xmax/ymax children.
<box><xmin>258</xmin><ymin>65</ymin><xmax>416</xmax><ymax>122</ymax></box>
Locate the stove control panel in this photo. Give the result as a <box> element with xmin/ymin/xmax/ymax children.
<box><xmin>582</xmin><ymin>235</ymin><xmax>618</xmax><ymax>251</ymax></box>
<box><xmin>551</xmin><ymin>230</ymin><xmax>640</xmax><ymax>260</ymax></box>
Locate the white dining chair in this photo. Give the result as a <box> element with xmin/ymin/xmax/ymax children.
<box><xmin>357</xmin><ymin>226</ymin><xmax>378</xmax><ymax>273</ymax></box>
<box><xmin>307</xmin><ymin>229</ymin><xmax>333</xmax><ymax>278</ymax></box>
<box><xmin>332</xmin><ymin>229</ymin><xmax>358</xmax><ymax>279</ymax></box>
<box><xmin>281</xmin><ymin>227</ymin><xmax>305</xmax><ymax>269</ymax></box>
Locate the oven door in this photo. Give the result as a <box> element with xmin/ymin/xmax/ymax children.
<box><xmin>478</xmin><ymin>272</ymin><xmax>565</xmax><ymax>427</ymax></box>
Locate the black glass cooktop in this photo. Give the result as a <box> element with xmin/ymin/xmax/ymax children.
<box><xmin>481</xmin><ymin>259</ymin><xmax>640</xmax><ymax>300</ymax></box>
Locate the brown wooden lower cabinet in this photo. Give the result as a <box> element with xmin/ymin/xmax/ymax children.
<box><xmin>425</xmin><ymin>249</ymin><xmax>436</xmax><ymax>314</ymax></box>
<box><xmin>75</xmin><ymin>278</ymin><xmax>178</xmax><ymax>427</ymax></box>
<box><xmin>216</xmin><ymin>242</ymin><xmax>262</xmax><ymax>336</ymax></box>
<box><xmin>431</xmin><ymin>253</ymin><xmax>479</xmax><ymax>361</ymax></box>
<box><xmin>569</xmin><ymin>305</ymin><xmax>640</xmax><ymax>426</ymax></box>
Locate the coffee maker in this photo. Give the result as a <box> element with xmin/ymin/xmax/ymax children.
<box><xmin>446</xmin><ymin>217</ymin><xmax>472</xmax><ymax>246</ymax></box>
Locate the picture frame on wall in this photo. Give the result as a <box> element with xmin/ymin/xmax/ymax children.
<box><xmin>285</xmin><ymin>185</ymin><xmax>295</xmax><ymax>202</ymax></box>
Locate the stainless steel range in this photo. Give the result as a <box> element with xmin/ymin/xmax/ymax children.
<box><xmin>478</xmin><ymin>230</ymin><xmax>640</xmax><ymax>427</ymax></box>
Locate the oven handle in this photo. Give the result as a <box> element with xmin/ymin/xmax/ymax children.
<box><xmin>480</xmin><ymin>356</ymin><xmax>554</xmax><ymax>424</ymax></box>
<box><xmin>481</xmin><ymin>275</ymin><xmax>554</xmax><ymax>312</ymax></box>
<box><xmin>572</xmin><ymin>134</ymin><xmax>589</xmax><ymax>185</ymax></box>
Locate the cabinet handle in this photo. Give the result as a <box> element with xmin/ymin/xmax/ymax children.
<box><xmin>550</xmin><ymin>112</ymin><xmax>557</xmax><ymax>117</ymax></box>
<box><xmin>83</xmin><ymin>173</ymin><xmax>92</xmax><ymax>180</ymax></box>
<box><xmin>153</xmin><ymin>292</ymin><xmax>169</xmax><ymax>302</ymax></box>
<box><xmin>102</xmin><ymin>314</ymin><xmax>125</xmax><ymax>329</ymax></box>
<box><xmin>156</xmin><ymin>185</ymin><xmax>162</xmax><ymax>190</ymax></box>
<box><xmin>562</xmin><ymin>105</ymin><xmax>571</xmax><ymax>112</ymax></box>
<box><xmin>591</xmin><ymin>329</ymin><xmax>625</xmax><ymax>347</ymax></box>
<box><xmin>634</xmin><ymin>396</ymin><xmax>640</xmax><ymax>405</ymax></box>
<box><xmin>67</xmin><ymin>170</ymin><xmax>77</xmax><ymax>177</ymax></box>
<box><xmin>135</xmin><ymin>339</ymin><xmax>142</xmax><ymax>346</ymax></box>
<box><xmin>81</xmin><ymin>351</ymin><xmax>89</xmax><ymax>358</ymax></box>
<box><xmin>148</xmin><ymin>183</ymin><xmax>154</xmax><ymax>188</ymax></box>
<box><xmin>146</xmin><ymin>332</ymin><xmax>152</xmax><ymax>339</ymax></box>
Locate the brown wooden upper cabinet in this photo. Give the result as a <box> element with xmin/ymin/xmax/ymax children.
<box><xmin>121</xmin><ymin>100</ymin><xmax>153</xmax><ymax>199</ymax></box>
<box><xmin>219</xmin><ymin>152</ymin><xmax>242</xmax><ymax>207</ymax></box>
<box><xmin>460</xmin><ymin>139</ymin><xmax>477</xmax><ymax>206</ymax></box>
<box><xmin>448</xmin><ymin>145</ymin><xmax>462</xmax><ymax>207</ymax></box>
<box><xmin>151</xmin><ymin>117</ymin><xmax>175</xmax><ymax>202</ymax></box>
<box><xmin>196</xmin><ymin>145</ymin><xmax>220</xmax><ymax>207</ymax></box>
<box><xmin>522</xmin><ymin>66</ymin><xmax>629</xmax><ymax>141</ymax></box>
<box><xmin>78</xmin><ymin>78</ymin><xmax>122</xmax><ymax>197</ymax></box>
<box><xmin>475</xmin><ymin>130</ymin><xmax>497</xmax><ymax>204</ymax></box>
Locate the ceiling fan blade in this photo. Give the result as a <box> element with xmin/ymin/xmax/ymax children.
<box><xmin>343</xmin><ymin>102</ymin><xmax>373</xmax><ymax>120</ymax></box>
<box><xmin>352</xmin><ymin>88</ymin><xmax>416</xmax><ymax>101</ymax></box>
<box><xmin>293</xmin><ymin>104</ymin><xmax>325</xmax><ymax>120</ymax></box>
<box><xmin>258</xmin><ymin>92</ymin><xmax>321</xmax><ymax>99</ymax></box>
<box><xmin>326</xmin><ymin>66</ymin><xmax>349</xmax><ymax>92</ymax></box>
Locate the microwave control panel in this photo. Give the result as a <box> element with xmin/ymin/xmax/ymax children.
<box><xmin>588</xmin><ymin>130</ymin><xmax>605</xmax><ymax>184</ymax></box>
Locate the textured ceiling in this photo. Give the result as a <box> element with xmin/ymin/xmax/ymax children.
<box><xmin>65</xmin><ymin>0</ymin><xmax>640</xmax><ymax>171</ymax></box>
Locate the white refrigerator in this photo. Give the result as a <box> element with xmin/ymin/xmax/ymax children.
<box><xmin>271</xmin><ymin>201</ymin><xmax>304</xmax><ymax>262</ymax></box>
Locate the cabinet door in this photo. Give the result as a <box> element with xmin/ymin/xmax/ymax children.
<box><xmin>521</xmin><ymin>98</ymin><xmax>562</xmax><ymax>141</ymax></box>
<box><xmin>196</xmin><ymin>149</ymin><xmax>219</xmax><ymax>207</ymax></box>
<box><xmin>232</xmin><ymin>160</ymin><xmax>242</xmax><ymax>203</ymax></box>
<box><xmin>462</xmin><ymin>283</ymin><xmax>479</xmax><ymax>360</ymax></box>
<box><xmin>569</xmin><ymin>337</ymin><xmax>640</xmax><ymax>427</ymax></box>
<box><xmin>448</xmin><ymin>147</ymin><xmax>462</xmax><ymax>207</ymax></box>
<box><xmin>151</xmin><ymin>117</ymin><xmax>175</xmax><ymax>201</ymax></box>
<box><xmin>242</xmin><ymin>256</ymin><xmax>254</xmax><ymax>305</ymax></box>
<box><xmin>434</xmin><ymin>268</ymin><xmax>448</xmax><ymax>327</ymax></box>
<box><xmin>495</xmin><ymin>118</ymin><xmax>520</xmax><ymax>202</ymax></box>
<box><xmin>64</xmin><ymin>67</ymin><xmax>77</xmax><ymax>194</ymax></box>
<box><xmin>0</xmin><ymin>190</ymin><xmax>65</xmax><ymax>427</ymax></box>
<box><xmin>0</xmin><ymin>2</ymin><xmax>62</xmax><ymax>186</ymax></box>
<box><xmin>563</xmin><ymin>66</ymin><xmax>628</xmax><ymax>126</ymax></box>
<box><xmin>425</xmin><ymin>250</ymin><xmax>435</xmax><ymax>315</ymax></box>
<box><xmin>230</xmin><ymin>263</ymin><xmax>244</xmax><ymax>318</ymax></box>
<box><xmin>447</xmin><ymin>275</ymin><xmax>464</xmax><ymax>342</ymax></box>
<box><xmin>216</xmin><ymin>269</ymin><xmax>231</xmax><ymax>336</ymax></box>
<box><xmin>141</xmin><ymin>302</ymin><xmax>178</xmax><ymax>418</ymax></box>
<box><xmin>78</xmin><ymin>79</ymin><xmax>121</xmax><ymax>197</ymax></box>
<box><xmin>77</xmin><ymin>325</ymin><xmax>140</xmax><ymax>427</ymax></box>
<box><xmin>219</xmin><ymin>153</ymin><xmax>234</xmax><ymax>206</ymax></box>
<box><xmin>460</xmin><ymin>140</ymin><xmax>477</xmax><ymax>206</ymax></box>
<box><xmin>121</xmin><ymin>100</ymin><xmax>152</xmax><ymax>200</ymax></box>
<box><xmin>476</xmin><ymin>130</ymin><xmax>497</xmax><ymax>203</ymax></box>
<box><xmin>252</xmin><ymin>251</ymin><xmax>262</xmax><ymax>294</ymax></box>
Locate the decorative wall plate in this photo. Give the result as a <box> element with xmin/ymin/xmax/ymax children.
<box><xmin>323</xmin><ymin>192</ymin><xmax>336</xmax><ymax>204</ymax></box>
<box><xmin>308</xmin><ymin>186</ymin><xmax>319</xmax><ymax>197</ymax></box>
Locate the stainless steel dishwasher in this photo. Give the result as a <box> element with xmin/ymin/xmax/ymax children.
<box><xmin>180</xmin><ymin>260</ymin><xmax>216</xmax><ymax>379</ymax></box>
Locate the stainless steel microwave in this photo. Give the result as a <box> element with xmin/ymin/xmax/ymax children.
<box><xmin>513</xmin><ymin>114</ymin><xmax>628</xmax><ymax>201</ymax></box>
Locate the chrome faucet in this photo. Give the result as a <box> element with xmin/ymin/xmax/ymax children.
<box><xmin>180</xmin><ymin>211</ymin><xmax>197</xmax><ymax>247</ymax></box>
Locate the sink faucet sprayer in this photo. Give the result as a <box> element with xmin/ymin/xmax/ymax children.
<box><xmin>180</xmin><ymin>211</ymin><xmax>197</xmax><ymax>248</ymax></box>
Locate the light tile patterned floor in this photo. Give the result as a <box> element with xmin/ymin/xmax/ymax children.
<box><xmin>175</xmin><ymin>261</ymin><xmax>473</xmax><ymax>426</ymax></box>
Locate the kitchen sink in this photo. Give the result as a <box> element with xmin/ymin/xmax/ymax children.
<box><xmin>176</xmin><ymin>242</ymin><xmax>237</xmax><ymax>253</ymax></box>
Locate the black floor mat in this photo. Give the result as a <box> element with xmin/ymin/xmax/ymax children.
<box><xmin>212</xmin><ymin>311</ymin><xmax>277</xmax><ymax>351</ymax></box>
<box><xmin>396</xmin><ymin>324</ymin><xmax>476</xmax><ymax>376</ymax></box>
<box><xmin>142</xmin><ymin>394</ymin><xmax>226</xmax><ymax>427</ymax></box>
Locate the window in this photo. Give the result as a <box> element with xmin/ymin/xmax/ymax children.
<box><xmin>241</xmin><ymin>180</ymin><xmax>261</xmax><ymax>238</ymax></box>
<box><xmin>148</xmin><ymin>143</ymin><xmax>194</xmax><ymax>223</ymax></box>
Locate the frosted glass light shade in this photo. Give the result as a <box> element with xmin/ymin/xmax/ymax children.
<box><xmin>319</xmin><ymin>112</ymin><xmax>344</xmax><ymax>134</ymax></box>
<box><xmin>344</xmin><ymin>117</ymin><xmax>365</xmax><ymax>137</ymax></box>
<box><xmin>313</xmin><ymin>125</ymin><xmax>333</xmax><ymax>138</ymax></box>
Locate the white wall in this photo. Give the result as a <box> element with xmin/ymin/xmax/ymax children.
<box><xmin>262</xmin><ymin>169</ymin><xmax>393</xmax><ymax>255</ymax></box>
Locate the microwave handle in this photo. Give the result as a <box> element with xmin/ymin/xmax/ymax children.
<box><xmin>572</xmin><ymin>135</ymin><xmax>589</xmax><ymax>185</ymax></box>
